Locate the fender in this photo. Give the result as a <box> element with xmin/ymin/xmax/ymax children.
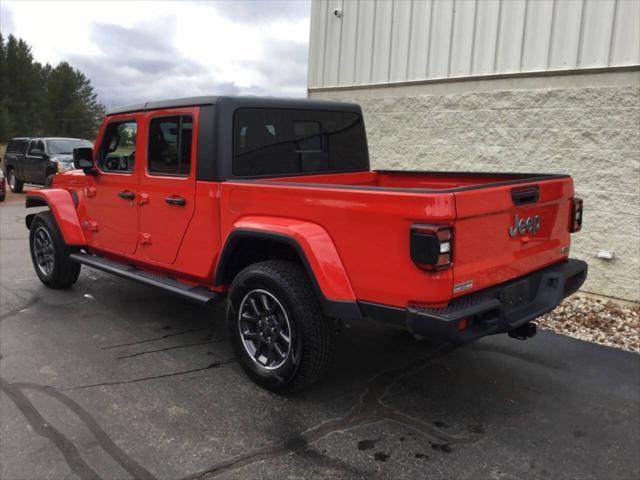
<box><xmin>25</xmin><ymin>189</ymin><xmax>86</xmax><ymax>245</ymax></box>
<box><xmin>216</xmin><ymin>216</ymin><xmax>361</xmax><ymax>319</ymax></box>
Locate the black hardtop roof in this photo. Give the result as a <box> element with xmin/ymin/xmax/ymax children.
<box><xmin>107</xmin><ymin>95</ymin><xmax>361</xmax><ymax>116</ymax></box>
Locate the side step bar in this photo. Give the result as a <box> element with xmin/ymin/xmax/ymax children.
<box><xmin>69</xmin><ymin>252</ymin><xmax>223</xmax><ymax>305</ymax></box>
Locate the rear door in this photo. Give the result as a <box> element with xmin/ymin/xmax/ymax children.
<box><xmin>24</xmin><ymin>139</ymin><xmax>43</xmax><ymax>183</ymax></box>
<box><xmin>452</xmin><ymin>178</ymin><xmax>574</xmax><ymax>296</ymax></box>
<box><xmin>137</xmin><ymin>108</ymin><xmax>198</xmax><ymax>264</ymax></box>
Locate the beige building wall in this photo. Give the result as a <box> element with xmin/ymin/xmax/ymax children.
<box><xmin>310</xmin><ymin>71</ymin><xmax>640</xmax><ymax>302</ymax></box>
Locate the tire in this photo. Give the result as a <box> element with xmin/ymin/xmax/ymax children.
<box><xmin>29</xmin><ymin>211</ymin><xmax>81</xmax><ymax>289</ymax></box>
<box><xmin>227</xmin><ymin>260</ymin><xmax>335</xmax><ymax>392</ymax></box>
<box><xmin>7</xmin><ymin>169</ymin><xmax>23</xmax><ymax>193</ymax></box>
<box><xmin>0</xmin><ymin>191</ymin><xmax>5</xmax><ymax>202</ymax></box>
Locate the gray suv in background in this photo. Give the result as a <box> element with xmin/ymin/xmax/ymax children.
<box><xmin>2</xmin><ymin>137</ymin><xmax>92</xmax><ymax>192</ymax></box>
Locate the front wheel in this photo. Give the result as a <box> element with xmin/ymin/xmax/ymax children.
<box><xmin>8</xmin><ymin>170</ymin><xmax>23</xmax><ymax>193</ymax></box>
<box><xmin>29</xmin><ymin>211</ymin><xmax>81</xmax><ymax>288</ymax></box>
<box><xmin>227</xmin><ymin>260</ymin><xmax>335</xmax><ymax>392</ymax></box>
<box><xmin>45</xmin><ymin>174</ymin><xmax>55</xmax><ymax>188</ymax></box>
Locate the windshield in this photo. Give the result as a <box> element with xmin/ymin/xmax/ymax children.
<box><xmin>46</xmin><ymin>139</ymin><xmax>92</xmax><ymax>155</ymax></box>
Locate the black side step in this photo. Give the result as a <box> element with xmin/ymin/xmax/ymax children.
<box><xmin>69</xmin><ymin>252</ymin><xmax>223</xmax><ymax>305</ymax></box>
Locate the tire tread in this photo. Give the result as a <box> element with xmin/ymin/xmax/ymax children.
<box><xmin>229</xmin><ymin>260</ymin><xmax>335</xmax><ymax>392</ymax></box>
<box><xmin>30</xmin><ymin>211</ymin><xmax>80</xmax><ymax>288</ymax></box>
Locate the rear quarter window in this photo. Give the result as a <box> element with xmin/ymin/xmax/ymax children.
<box><xmin>232</xmin><ymin>108</ymin><xmax>369</xmax><ymax>177</ymax></box>
<box><xmin>7</xmin><ymin>139</ymin><xmax>28</xmax><ymax>154</ymax></box>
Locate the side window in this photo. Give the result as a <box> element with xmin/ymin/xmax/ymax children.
<box><xmin>8</xmin><ymin>139</ymin><xmax>28</xmax><ymax>153</ymax></box>
<box><xmin>147</xmin><ymin>115</ymin><xmax>192</xmax><ymax>176</ymax></box>
<box><xmin>97</xmin><ymin>121</ymin><xmax>137</xmax><ymax>173</ymax></box>
<box><xmin>27</xmin><ymin>140</ymin><xmax>43</xmax><ymax>156</ymax></box>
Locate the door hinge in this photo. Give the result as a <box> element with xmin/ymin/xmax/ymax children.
<box><xmin>81</xmin><ymin>220</ymin><xmax>98</xmax><ymax>232</ymax></box>
<box><xmin>137</xmin><ymin>193</ymin><xmax>149</xmax><ymax>205</ymax></box>
<box><xmin>84</xmin><ymin>187</ymin><xmax>96</xmax><ymax>198</ymax></box>
<box><xmin>138</xmin><ymin>233</ymin><xmax>152</xmax><ymax>245</ymax></box>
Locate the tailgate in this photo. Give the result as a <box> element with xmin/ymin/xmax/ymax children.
<box><xmin>452</xmin><ymin>178</ymin><xmax>574</xmax><ymax>296</ymax></box>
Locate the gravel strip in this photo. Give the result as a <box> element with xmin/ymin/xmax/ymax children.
<box><xmin>538</xmin><ymin>294</ymin><xmax>640</xmax><ymax>353</ymax></box>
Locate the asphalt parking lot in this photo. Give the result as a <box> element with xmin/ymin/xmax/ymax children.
<box><xmin>1</xmin><ymin>201</ymin><xmax>639</xmax><ymax>480</ymax></box>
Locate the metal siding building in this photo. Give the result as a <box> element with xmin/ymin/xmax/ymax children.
<box><xmin>308</xmin><ymin>0</ymin><xmax>640</xmax><ymax>302</ymax></box>
<box><xmin>308</xmin><ymin>0</ymin><xmax>640</xmax><ymax>88</ymax></box>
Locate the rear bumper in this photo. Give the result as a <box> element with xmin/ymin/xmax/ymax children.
<box><xmin>359</xmin><ymin>259</ymin><xmax>588</xmax><ymax>343</ymax></box>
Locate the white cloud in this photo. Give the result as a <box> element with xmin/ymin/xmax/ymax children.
<box><xmin>0</xmin><ymin>0</ymin><xmax>310</xmax><ymax>107</ymax></box>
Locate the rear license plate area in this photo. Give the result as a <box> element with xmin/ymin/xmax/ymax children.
<box><xmin>499</xmin><ymin>280</ymin><xmax>530</xmax><ymax>311</ymax></box>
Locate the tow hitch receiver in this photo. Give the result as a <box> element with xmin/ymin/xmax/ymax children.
<box><xmin>508</xmin><ymin>322</ymin><xmax>538</xmax><ymax>340</ymax></box>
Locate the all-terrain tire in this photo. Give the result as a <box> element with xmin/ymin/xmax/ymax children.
<box><xmin>29</xmin><ymin>211</ymin><xmax>81</xmax><ymax>289</ymax></box>
<box><xmin>227</xmin><ymin>260</ymin><xmax>335</xmax><ymax>392</ymax></box>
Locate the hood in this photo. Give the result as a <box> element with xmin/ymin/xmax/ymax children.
<box><xmin>52</xmin><ymin>154</ymin><xmax>73</xmax><ymax>162</ymax></box>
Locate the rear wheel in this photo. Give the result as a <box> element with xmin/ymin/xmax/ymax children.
<box><xmin>227</xmin><ymin>260</ymin><xmax>335</xmax><ymax>392</ymax></box>
<box><xmin>29</xmin><ymin>211</ymin><xmax>81</xmax><ymax>288</ymax></box>
<box><xmin>8</xmin><ymin>170</ymin><xmax>23</xmax><ymax>193</ymax></box>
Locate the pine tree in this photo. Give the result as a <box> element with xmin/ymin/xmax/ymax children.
<box><xmin>0</xmin><ymin>34</ymin><xmax>105</xmax><ymax>143</ymax></box>
<box><xmin>0</xmin><ymin>34</ymin><xmax>12</xmax><ymax>141</ymax></box>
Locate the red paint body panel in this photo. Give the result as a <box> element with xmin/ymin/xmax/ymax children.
<box><xmin>226</xmin><ymin>216</ymin><xmax>356</xmax><ymax>301</ymax></box>
<box><xmin>47</xmin><ymin>104</ymin><xmax>578</xmax><ymax>312</ymax></box>
<box><xmin>136</xmin><ymin>107</ymin><xmax>200</xmax><ymax>265</ymax></box>
<box><xmin>220</xmin><ymin>181</ymin><xmax>456</xmax><ymax>306</ymax></box>
<box><xmin>452</xmin><ymin>178</ymin><xmax>572</xmax><ymax>295</ymax></box>
<box><xmin>80</xmin><ymin>112</ymin><xmax>142</xmax><ymax>255</ymax></box>
<box><xmin>27</xmin><ymin>189</ymin><xmax>85</xmax><ymax>245</ymax></box>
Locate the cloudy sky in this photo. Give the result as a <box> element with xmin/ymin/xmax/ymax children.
<box><xmin>0</xmin><ymin>0</ymin><xmax>311</xmax><ymax>108</ymax></box>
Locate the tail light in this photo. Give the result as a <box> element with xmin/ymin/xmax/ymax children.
<box><xmin>410</xmin><ymin>224</ymin><xmax>453</xmax><ymax>271</ymax></box>
<box><xmin>570</xmin><ymin>198</ymin><xmax>583</xmax><ymax>233</ymax></box>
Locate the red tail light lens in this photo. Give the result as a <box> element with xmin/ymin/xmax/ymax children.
<box><xmin>410</xmin><ymin>224</ymin><xmax>453</xmax><ymax>270</ymax></box>
<box><xmin>570</xmin><ymin>198</ymin><xmax>583</xmax><ymax>233</ymax></box>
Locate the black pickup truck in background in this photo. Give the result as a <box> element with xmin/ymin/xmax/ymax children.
<box><xmin>2</xmin><ymin>137</ymin><xmax>92</xmax><ymax>192</ymax></box>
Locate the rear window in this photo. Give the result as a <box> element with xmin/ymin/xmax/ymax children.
<box><xmin>6</xmin><ymin>139</ymin><xmax>28</xmax><ymax>154</ymax></box>
<box><xmin>233</xmin><ymin>108</ymin><xmax>368</xmax><ymax>177</ymax></box>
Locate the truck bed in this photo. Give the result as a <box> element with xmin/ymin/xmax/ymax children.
<box><xmin>252</xmin><ymin>170</ymin><xmax>569</xmax><ymax>192</ymax></box>
<box><xmin>223</xmin><ymin>169</ymin><xmax>575</xmax><ymax>308</ymax></box>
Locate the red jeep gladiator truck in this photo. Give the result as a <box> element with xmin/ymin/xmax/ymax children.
<box><xmin>25</xmin><ymin>96</ymin><xmax>587</xmax><ymax>391</ymax></box>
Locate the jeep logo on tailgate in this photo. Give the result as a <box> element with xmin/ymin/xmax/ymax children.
<box><xmin>509</xmin><ymin>214</ymin><xmax>541</xmax><ymax>237</ymax></box>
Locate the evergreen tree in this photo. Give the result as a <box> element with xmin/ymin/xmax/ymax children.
<box><xmin>0</xmin><ymin>34</ymin><xmax>12</xmax><ymax>141</ymax></box>
<box><xmin>44</xmin><ymin>62</ymin><xmax>105</xmax><ymax>139</ymax></box>
<box><xmin>0</xmin><ymin>34</ymin><xmax>105</xmax><ymax>143</ymax></box>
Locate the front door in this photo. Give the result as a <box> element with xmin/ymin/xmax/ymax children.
<box><xmin>137</xmin><ymin>108</ymin><xmax>197</xmax><ymax>264</ymax></box>
<box><xmin>83</xmin><ymin>116</ymin><xmax>140</xmax><ymax>255</ymax></box>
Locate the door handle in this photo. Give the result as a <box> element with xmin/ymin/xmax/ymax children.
<box><xmin>118</xmin><ymin>190</ymin><xmax>135</xmax><ymax>200</ymax></box>
<box><xmin>165</xmin><ymin>195</ymin><xmax>186</xmax><ymax>206</ymax></box>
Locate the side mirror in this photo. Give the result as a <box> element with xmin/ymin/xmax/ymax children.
<box><xmin>73</xmin><ymin>147</ymin><xmax>97</xmax><ymax>175</ymax></box>
<box><xmin>31</xmin><ymin>148</ymin><xmax>43</xmax><ymax>157</ymax></box>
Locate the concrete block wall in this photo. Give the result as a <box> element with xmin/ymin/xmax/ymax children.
<box><xmin>313</xmin><ymin>81</ymin><xmax>640</xmax><ymax>301</ymax></box>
